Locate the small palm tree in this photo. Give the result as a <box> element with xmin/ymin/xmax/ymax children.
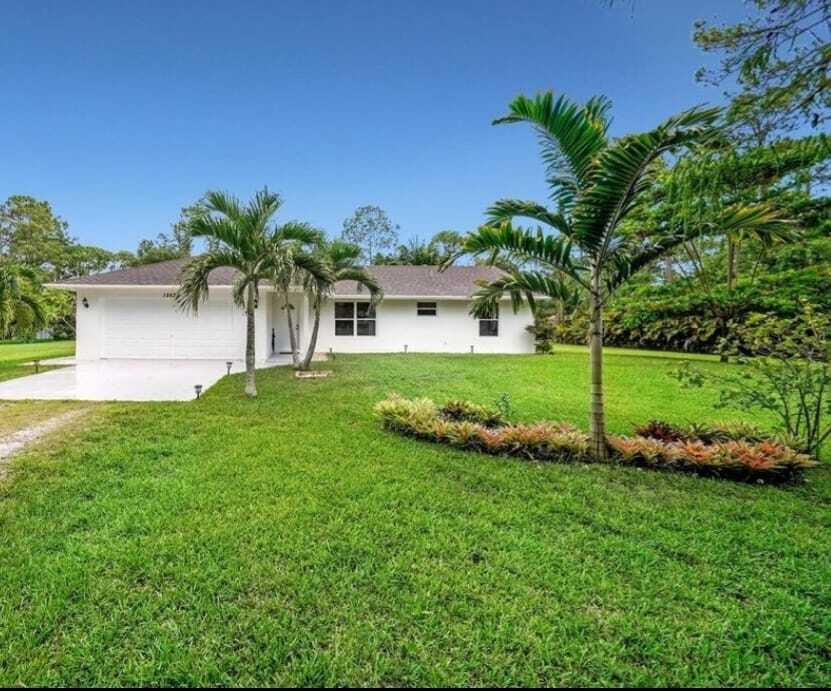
<box><xmin>0</xmin><ymin>260</ymin><xmax>46</xmax><ymax>339</ymax></box>
<box><xmin>299</xmin><ymin>240</ymin><xmax>381</xmax><ymax>371</ymax></box>
<box><xmin>268</xmin><ymin>223</ymin><xmax>328</xmax><ymax>367</ymax></box>
<box><xmin>177</xmin><ymin>189</ymin><xmax>326</xmax><ymax>398</ymax></box>
<box><xmin>456</xmin><ymin>92</ymin><xmax>789</xmax><ymax>458</ymax></box>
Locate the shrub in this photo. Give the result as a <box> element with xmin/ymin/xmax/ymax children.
<box><xmin>374</xmin><ymin>395</ymin><xmax>817</xmax><ymax>484</ymax></box>
<box><xmin>675</xmin><ymin>304</ymin><xmax>831</xmax><ymax>457</ymax></box>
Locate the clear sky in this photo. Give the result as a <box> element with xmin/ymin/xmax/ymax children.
<box><xmin>1</xmin><ymin>0</ymin><xmax>747</xmax><ymax>252</ymax></box>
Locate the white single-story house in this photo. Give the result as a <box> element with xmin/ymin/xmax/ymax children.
<box><xmin>50</xmin><ymin>260</ymin><xmax>535</xmax><ymax>363</ymax></box>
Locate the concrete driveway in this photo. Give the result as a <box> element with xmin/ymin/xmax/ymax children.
<box><xmin>0</xmin><ymin>358</ymin><xmax>291</xmax><ymax>402</ymax></box>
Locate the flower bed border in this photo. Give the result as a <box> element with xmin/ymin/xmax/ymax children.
<box><xmin>374</xmin><ymin>395</ymin><xmax>817</xmax><ymax>485</ymax></box>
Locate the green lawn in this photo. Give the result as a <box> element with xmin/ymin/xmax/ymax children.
<box><xmin>0</xmin><ymin>350</ymin><xmax>829</xmax><ymax>686</ymax></box>
<box><xmin>0</xmin><ymin>340</ymin><xmax>75</xmax><ymax>383</ymax></box>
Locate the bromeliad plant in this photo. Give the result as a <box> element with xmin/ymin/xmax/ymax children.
<box><xmin>374</xmin><ymin>394</ymin><xmax>817</xmax><ymax>484</ymax></box>
<box><xmin>451</xmin><ymin>91</ymin><xmax>790</xmax><ymax>459</ymax></box>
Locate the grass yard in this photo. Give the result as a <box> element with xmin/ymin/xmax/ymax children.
<box><xmin>0</xmin><ymin>349</ymin><xmax>829</xmax><ymax>686</ymax></box>
<box><xmin>0</xmin><ymin>340</ymin><xmax>75</xmax><ymax>383</ymax></box>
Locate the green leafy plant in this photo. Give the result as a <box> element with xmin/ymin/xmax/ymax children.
<box><xmin>0</xmin><ymin>260</ymin><xmax>46</xmax><ymax>339</ymax></box>
<box><xmin>493</xmin><ymin>392</ymin><xmax>514</xmax><ymax>420</ymax></box>
<box><xmin>676</xmin><ymin>304</ymin><xmax>831</xmax><ymax>457</ymax></box>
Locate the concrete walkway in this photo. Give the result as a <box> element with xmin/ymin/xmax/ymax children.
<box><xmin>0</xmin><ymin>357</ymin><xmax>292</xmax><ymax>402</ymax></box>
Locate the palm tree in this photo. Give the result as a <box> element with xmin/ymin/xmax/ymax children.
<box><xmin>455</xmin><ymin>92</ymin><xmax>789</xmax><ymax>458</ymax></box>
<box><xmin>299</xmin><ymin>240</ymin><xmax>381</xmax><ymax>371</ymax></box>
<box><xmin>177</xmin><ymin>189</ymin><xmax>326</xmax><ymax>398</ymax></box>
<box><xmin>0</xmin><ymin>260</ymin><xmax>46</xmax><ymax>339</ymax></box>
<box><xmin>268</xmin><ymin>223</ymin><xmax>328</xmax><ymax>368</ymax></box>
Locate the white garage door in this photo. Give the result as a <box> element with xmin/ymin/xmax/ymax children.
<box><xmin>102</xmin><ymin>297</ymin><xmax>243</xmax><ymax>360</ymax></box>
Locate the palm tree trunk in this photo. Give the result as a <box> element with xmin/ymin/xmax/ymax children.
<box><xmin>662</xmin><ymin>256</ymin><xmax>674</xmax><ymax>282</ymax></box>
<box><xmin>285</xmin><ymin>293</ymin><xmax>299</xmax><ymax>367</ymax></box>
<box><xmin>589</xmin><ymin>275</ymin><xmax>606</xmax><ymax>460</ymax></box>
<box><xmin>244</xmin><ymin>283</ymin><xmax>257</xmax><ymax>398</ymax></box>
<box><xmin>301</xmin><ymin>297</ymin><xmax>322</xmax><ymax>371</ymax></box>
<box><xmin>726</xmin><ymin>236</ymin><xmax>738</xmax><ymax>292</ymax></box>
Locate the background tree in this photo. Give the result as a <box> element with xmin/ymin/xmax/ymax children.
<box><xmin>0</xmin><ymin>260</ymin><xmax>46</xmax><ymax>339</ymax></box>
<box><xmin>0</xmin><ymin>195</ymin><xmax>73</xmax><ymax>277</ymax></box>
<box><xmin>341</xmin><ymin>205</ymin><xmax>399</xmax><ymax>264</ymax></box>
<box><xmin>300</xmin><ymin>240</ymin><xmax>381</xmax><ymax>370</ymax></box>
<box><xmin>456</xmin><ymin>91</ymin><xmax>787</xmax><ymax>459</ymax></box>
<box><xmin>694</xmin><ymin>0</ymin><xmax>831</xmax><ymax>140</ymax></box>
<box><xmin>130</xmin><ymin>199</ymin><xmax>209</xmax><ymax>266</ymax></box>
<box><xmin>374</xmin><ymin>230</ymin><xmax>465</xmax><ymax>266</ymax></box>
<box><xmin>0</xmin><ymin>195</ymin><xmax>131</xmax><ymax>339</ymax></box>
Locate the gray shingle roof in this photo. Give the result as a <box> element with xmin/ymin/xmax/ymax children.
<box><xmin>54</xmin><ymin>258</ymin><xmax>237</xmax><ymax>286</ymax></box>
<box><xmin>335</xmin><ymin>265</ymin><xmax>505</xmax><ymax>297</ymax></box>
<box><xmin>54</xmin><ymin>259</ymin><xmax>505</xmax><ymax>298</ymax></box>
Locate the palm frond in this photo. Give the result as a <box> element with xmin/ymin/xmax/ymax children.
<box><xmin>189</xmin><ymin>215</ymin><xmax>248</xmax><ymax>253</ymax></box>
<box><xmin>245</xmin><ymin>188</ymin><xmax>283</xmax><ymax>235</ymax></box>
<box><xmin>470</xmin><ymin>270</ymin><xmax>575</xmax><ymax>318</ymax></box>
<box><xmin>19</xmin><ymin>293</ymin><xmax>47</xmax><ymax>328</ymax></box>
<box><xmin>292</xmin><ymin>250</ymin><xmax>334</xmax><ymax>285</ymax></box>
<box><xmin>458</xmin><ymin>223</ymin><xmax>586</xmax><ymax>287</ymax></box>
<box><xmin>572</xmin><ymin>104</ymin><xmax>721</xmax><ymax>259</ymax></box>
<box><xmin>274</xmin><ymin>221</ymin><xmax>324</xmax><ymax>246</ymax></box>
<box><xmin>335</xmin><ymin>266</ymin><xmax>383</xmax><ymax>304</ymax></box>
<box><xmin>176</xmin><ymin>250</ymin><xmax>244</xmax><ymax>313</ymax></box>
<box><xmin>494</xmin><ymin>92</ymin><xmax>611</xmax><ymax>213</ymax></box>
<box><xmin>486</xmin><ymin>199</ymin><xmax>573</xmax><ymax>237</ymax></box>
<box><xmin>326</xmin><ymin>240</ymin><xmax>363</xmax><ymax>266</ymax></box>
<box><xmin>204</xmin><ymin>191</ymin><xmax>244</xmax><ymax>222</ymax></box>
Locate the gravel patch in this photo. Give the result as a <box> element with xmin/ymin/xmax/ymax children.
<box><xmin>0</xmin><ymin>409</ymin><xmax>89</xmax><ymax>476</ymax></box>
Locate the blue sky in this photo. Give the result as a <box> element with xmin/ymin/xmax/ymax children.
<box><xmin>1</xmin><ymin>0</ymin><xmax>747</xmax><ymax>252</ymax></box>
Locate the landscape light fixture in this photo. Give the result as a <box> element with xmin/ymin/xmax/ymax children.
<box><xmin>226</xmin><ymin>361</ymin><xmax>233</xmax><ymax>376</ymax></box>
<box><xmin>194</xmin><ymin>384</ymin><xmax>203</xmax><ymax>400</ymax></box>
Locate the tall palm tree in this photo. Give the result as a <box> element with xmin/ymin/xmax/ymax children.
<box><xmin>177</xmin><ymin>189</ymin><xmax>327</xmax><ymax>398</ymax></box>
<box><xmin>455</xmin><ymin>92</ymin><xmax>789</xmax><ymax>458</ymax></box>
<box><xmin>299</xmin><ymin>240</ymin><xmax>382</xmax><ymax>371</ymax></box>
<box><xmin>0</xmin><ymin>260</ymin><xmax>46</xmax><ymax>339</ymax></box>
<box><xmin>268</xmin><ymin>222</ymin><xmax>328</xmax><ymax>367</ymax></box>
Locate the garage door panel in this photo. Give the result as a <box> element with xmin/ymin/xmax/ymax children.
<box><xmin>102</xmin><ymin>297</ymin><xmax>242</xmax><ymax>359</ymax></box>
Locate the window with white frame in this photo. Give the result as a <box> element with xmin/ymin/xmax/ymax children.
<box><xmin>478</xmin><ymin>304</ymin><xmax>499</xmax><ymax>337</ymax></box>
<box><xmin>335</xmin><ymin>301</ymin><xmax>376</xmax><ymax>336</ymax></box>
<box><xmin>417</xmin><ymin>301</ymin><xmax>437</xmax><ymax>316</ymax></box>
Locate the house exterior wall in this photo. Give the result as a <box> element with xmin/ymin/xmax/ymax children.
<box><xmin>72</xmin><ymin>290</ymin><xmax>535</xmax><ymax>361</ymax></box>
<box><xmin>74</xmin><ymin>287</ymin><xmax>270</xmax><ymax>363</ymax></box>
<box><xmin>313</xmin><ymin>298</ymin><xmax>535</xmax><ymax>354</ymax></box>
